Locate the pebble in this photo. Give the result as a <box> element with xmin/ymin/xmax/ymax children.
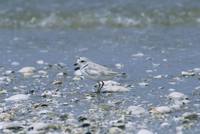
<box><xmin>36</xmin><ymin>60</ymin><xmax>45</xmax><ymax>65</ymax></box>
<box><xmin>112</xmin><ymin>122</ymin><xmax>125</xmax><ymax>129</ymax></box>
<box><xmin>102</xmin><ymin>81</ymin><xmax>129</xmax><ymax>92</ymax></box>
<box><xmin>168</xmin><ymin>92</ymin><xmax>188</xmax><ymax>102</ymax></box>
<box><xmin>1</xmin><ymin>122</ymin><xmax>23</xmax><ymax>131</ymax></box>
<box><xmin>78</xmin><ymin>116</ymin><xmax>87</xmax><ymax>122</ymax></box>
<box><xmin>176</xmin><ymin>126</ymin><xmax>183</xmax><ymax>134</ymax></box>
<box><xmin>52</xmin><ymin>80</ymin><xmax>63</xmax><ymax>85</ymax></box>
<box><xmin>5</xmin><ymin>94</ymin><xmax>30</xmax><ymax>102</ymax></box>
<box><xmin>127</xmin><ymin>106</ymin><xmax>146</xmax><ymax>116</ymax></box>
<box><xmin>108</xmin><ymin>127</ymin><xmax>123</xmax><ymax>134</ymax></box>
<box><xmin>0</xmin><ymin>113</ymin><xmax>14</xmax><ymax>121</ymax></box>
<box><xmin>138</xmin><ymin>82</ymin><xmax>149</xmax><ymax>87</ymax></box>
<box><xmin>132</xmin><ymin>52</ymin><xmax>144</xmax><ymax>57</ymax></box>
<box><xmin>137</xmin><ymin>129</ymin><xmax>153</xmax><ymax>134</ymax></box>
<box><xmin>110</xmin><ymin>119</ymin><xmax>125</xmax><ymax>129</ymax></box>
<box><xmin>0</xmin><ymin>76</ymin><xmax>11</xmax><ymax>84</ymax></box>
<box><xmin>153</xmin><ymin>75</ymin><xmax>162</xmax><ymax>79</ymax></box>
<box><xmin>168</xmin><ymin>88</ymin><xmax>176</xmax><ymax>92</ymax></box>
<box><xmin>146</xmin><ymin>70</ymin><xmax>153</xmax><ymax>73</ymax></box>
<box><xmin>57</xmin><ymin>72</ymin><xmax>67</xmax><ymax>77</ymax></box>
<box><xmin>4</xmin><ymin>70</ymin><xmax>15</xmax><ymax>75</ymax></box>
<box><xmin>38</xmin><ymin>110</ymin><xmax>51</xmax><ymax>115</ymax></box>
<box><xmin>181</xmin><ymin>112</ymin><xmax>199</xmax><ymax>122</ymax></box>
<box><xmin>160</xmin><ymin>122</ymin><xmax>170</xmax><ymax>128</ymax></box>
<box><xmin>103</xmin><ymin>85</ymin><xmax>129</xmax><ymax>92</ymax></box>
<box><xmin>41</xmin><ymin>90</ymin><xmax>61</xmax><ymax>97</ymax></box>
<box><xmin>149</xmin><ymin>106</ymin><xmax>171</xmax><ymax>114</ymax></box>
<box><xmin>18</xmin><ymin>67</ymin><xmax>36</xmax><ymax>77</ymax></box>
<box><xmin>152</xmin><ymin>63</ymin><xmax>160</xmax><ymax>68</ymax></box>
<box><xmin>163</xmin><ymin>59</ymin><xmax>167</xmax><ymax>62</ymax></box>
<box><xmin>181</xmin><ymin>71</ymin><xmax>195</xmax><ymax>76</ymax></box>
<box><xmin>29</xmin><ymin>122</ymin><xmax>58</xmax><ymax>132</ymax></box>
<box><xmin>38</xmin><ymin>70</ymin><xmax>48</xmax><ymax>75</ymax></box>
<box><xmin>115</xmin><ymin>63</ymin><xmax>124</xmax><ymax>69</ymax></box>
<box><xmin>193</xmin><ymin>68</ymin><xmax>200</xmax><ymax>73</ymax></box>
<box><xmin>0</xmin><ymin>89</ymin><xmax>7</xmax><ymax>95</ymax></box>
<box><xmin>11</xmin><ymin>61</ymin><xmax>20</xmax><ymax>66</ymax></box>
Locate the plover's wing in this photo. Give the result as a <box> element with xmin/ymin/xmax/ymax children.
<box><xmin>89</xmin><ymin>62</ymin><xmax>119</xmax><ymax>76</ymax></box>
<box><xmin>90</xmin><ymin>62</ymin><xmax>112</xmax><ymax>71</ymax></box>
<box><xmin>85</xmin><ymin>68</ymin><xmax>100</xmax><ymax>76</ymax></box>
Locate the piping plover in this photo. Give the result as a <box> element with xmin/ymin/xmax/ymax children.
<box><xmin>74</xmin><ymin>57</ymin><xmax>125</xmax><ymax>93</ymax></box>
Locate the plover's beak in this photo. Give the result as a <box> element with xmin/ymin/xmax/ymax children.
<box><xmin>74</xmin><ymin>67</ymin><xmax>80</xmax><ymax>71</ymax></box>
<box><xmin>74</xmin><ymin>63</ymin><xmax>78</xmax><ymax>66</ymax></box>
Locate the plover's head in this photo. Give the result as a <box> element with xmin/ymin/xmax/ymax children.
<box><xmin>74</xmin><ymin>57</ymin><xmax>90</xmax><ymax>70</ymax></box>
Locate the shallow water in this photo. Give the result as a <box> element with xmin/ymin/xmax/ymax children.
<box><xmin>0</xmin><ymin>0</ymin><xmax>200</xmax><ymax>134</ymax></box>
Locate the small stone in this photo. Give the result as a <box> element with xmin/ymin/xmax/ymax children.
<box><xmin>176</xmin><ymin>126</ymin><xmax>183</xmax><ymax>134</ymax></box>
<box><xmin>60</xmin><ymin>114</ymin><xmax>69</xmax><ymax>121</ymax></box>
<box><xmin>0</xmin><ymin>88</ymin><xmax>7</xmax><ymax>94</ymax></box>
<box><xmin>115</xmin><ymin>63</ymin><xmax>124</xmax><ymax>69</ymax></box>
<box><xmin>168</xmin><ymin>88</ymin><xmax>176</xmax><ymax>92</ymax></box>
<box><xmin>108</xmin><ymin>127</ymin><xmax>123</xmax><ymax>134</ymax></box>
<box><xmin>152</xmin><ymin>63</ymin><xmax>160</xmax><ymax>68</ymax></box>
<box><xmin>138</xmin><ymin>82</ymin><xmax>149</xmax><ymax>87</ymax></box>
<box><xmin>36</xmin><ymin>60</ymin><xmax>45</xmax><ymax>65</ymax></box>
<box><xmin>132</xmin><ymin>52</ymin><xmax>144</xmax><ymax>57</ymax></box>
<box><xmin>34</xmin><ymin>103</ymin><xmax>48</xmax><ymax>109</ymax></box>
<box><xmin>163</xmin><ymin>59</ymin><xmax>167</xmax><ymax>62</ymax></box>
<box><xmin>57</xmin><ymin>72</ymin><xmax>67</xmax><ymax>77</ymax></box>
<box><xmin>193</xmin><ymin>68</ymin><xmax>200</xmax><ymax>73</ymax></box>
<box><xmin>99</xmin><ymin>104</ymin><xmax>112</xmax><ymax>111</ymax></box>
<box><xmin>78</xmin><ymin>116</ymin><xmax>87</xmax><ymax>122</ymax></box>
<box><xmin>29</xmin><ymin>122</ymin><xmax>58</xmax><ymax>131</ymax></box>
<box><xmin>18</xmin><ymin>67</ymin><xmax>36</xmax><ymax>77</ymax></box>
<box><xmin>103</xmin><ymin>80</ymin><xmax>120</xmax><ymax>86</ymax></box>
<box><xmin>0</xmin><ymin>113</ymin><xmax>15</xmax><ymax>121</ymax></box>
<box><xmin>11</xmin><ymin>61</ymin><xmax>20</xmax><ymax>66</ymax></box>
<box><xmin>194</xmin><ymin>86</ymin><xmax>200</xmax><ymax>90</ymax></box>
<box><xmin>146</xmin><ymin>70</ymin><xmax>153</xmax><ymax>73</ymax></box>
<box><xmin>5</xmin><ymin>94</ymin><xmax>30</xmax><ymax>102</ymax></box>
<box><xmin>52</xmin><ymin>80</ymin><xmax>62</xmax><ymax>85</ymax></box>
<box><xmin>102</xmin><ymin>81</ymin><xmax>129</xmax><ymax>92</ymax></box>
<box><xmin>182</xmin><ymin>112</ymin><xmax>199</xmax><ymax>121</ymax></box>
<box><xmin>103</xmin><ymin>85</ymin><xmax>129</xmax><ymax>92</ymax></box>
<box><xmin>168</xmin><ymin>92</ymin><xmax>188</xmax><ymax>102</ymax></box>
<box><xmin>127</xmin><ymin>106</ymin><xmax>146</xmax><ymax>116</ymax></box>
<box><xmin>153</xmin><ymin>75</ymin><xmax>162</xmax><ymax>79</ymax></box>
<box><xmin>137</xmin><ymin>129</ymin><xmax>153</xmax><ymax>134</ymax></box>
<box><xmin>112</xmin><ymin>122</ymin><xmax>125</xmax><ymax>129</ymax></box>
<box><xmin>181</xmin><ymin>71</ymin><xmax>195</xmax><ymax>76</ymax></box>
<box><xmin>41</xmin><ymin>90</ymin><xmax>61</xmax><ymax>97</ymax></box>
<box><xmin>38</xmin><ymin>70</ymin><xmax>48</xmax><ymax>75</ymax></box>
<box><xmin>38</xmin><ymin>110</ymin><xmax>51</xmax><ymax>115</ymax></box>
<box><xmin>4</xmin><ymin>70</ymin><xmax>15</xmax><ymax>75</ymax></box>
<box><xmin>2</xmin><ymin>122</ymin><xmax>23</xmax><ymax>131</ymax></box>
<box><xmin>149</xmin><ymin>106</ymin><xmax>171</xmax><ymax>114</ymax></box>
<box><xmin>0</xmin><ymin>76</ymin><xmax>11</xmax><ymax>84</ymax></box>
<box><xmin>160</xmin><ymin>122</ymin><xmax>170</xmax><ymax>128</ymax></box>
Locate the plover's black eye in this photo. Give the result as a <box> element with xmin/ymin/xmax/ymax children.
<box><xmin>80</xmin><ymin>60</ymin><xmax>85</xmax><ymax>63</ymax></box>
